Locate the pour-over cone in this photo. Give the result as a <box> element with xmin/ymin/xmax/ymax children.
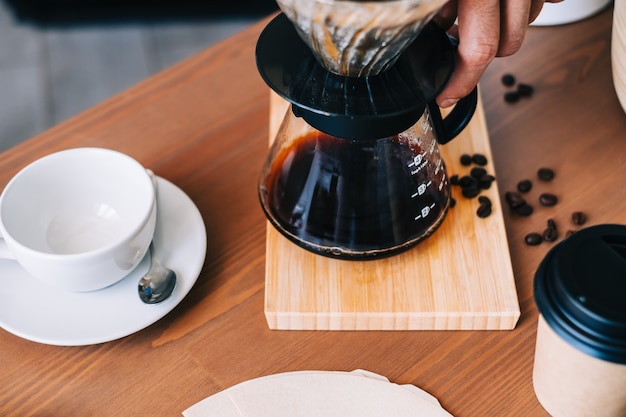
<box><xmin>275</xmin><ymin>0</ymin><xmax>449</xmax><ymax>77</ymax></box>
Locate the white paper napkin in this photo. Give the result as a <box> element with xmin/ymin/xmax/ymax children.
<box><xmin>183</xmin><ymin>370</ymin><xmax>453</xmax><ymax>417</ymax></box>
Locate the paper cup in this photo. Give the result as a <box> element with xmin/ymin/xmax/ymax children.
<box><xmin>533</xmin><ymin>224</ymin><xmax>626</xmax><ymax>417</ymax></box>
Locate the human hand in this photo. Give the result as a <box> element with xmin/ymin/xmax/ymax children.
<box><xmin>434</xmin><ymin>0</ymin><xmax>563</xmax><ymax>107</ymax></box>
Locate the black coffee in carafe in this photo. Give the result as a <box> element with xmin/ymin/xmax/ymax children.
<box><xmin>259</xmin><ymin>98</ymin><xmax>450</xmax><ymax>258</ymax></box>
<box><xmin>260</xmin><ymin>124</ymin><xmax>450</xmax><ymax>259</ymax></box>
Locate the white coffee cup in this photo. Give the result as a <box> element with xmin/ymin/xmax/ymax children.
<box><xmin>532</xmin><ymin>0</ymin><xmax>612</xmax><ymax>26</ymax></box>
<box><xmin>0</xmin><ymin>148</ymin><xmax>156</xmax><ymax>292</ymax></box>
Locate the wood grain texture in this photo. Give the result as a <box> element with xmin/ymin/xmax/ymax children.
<box><xmin>265</xmin><ymin>92</ymin><xmax>520</xmax><ymax>331</ymax></box>
<box><xmin>0</xmin><ymin>9</ymin><xmax>625</xmax><ymax>417</ymax></box>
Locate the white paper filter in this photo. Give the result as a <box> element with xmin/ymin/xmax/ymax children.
<box><xmin>183</xmin><ymin>370</ymin><xmax>453</xmax><ymax>417</ymax></box>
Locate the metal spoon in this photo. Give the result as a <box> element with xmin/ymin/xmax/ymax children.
<box><xmin>138</xmin><ymin>170</ymin><xmax>177</xmax><ymax>304</ymax></box>
<box><xmin>138</xmin><ymin>241</ymin><xmax>177</xmax><ymax>304</ymax></box>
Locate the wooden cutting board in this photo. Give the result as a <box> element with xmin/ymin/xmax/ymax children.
<box><xmin>264</xmin><ymin>91</ymin><xmax>520</xmax><ymax>331</ymax></box>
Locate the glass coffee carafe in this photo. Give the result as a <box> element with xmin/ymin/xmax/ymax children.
<box><xmin>256</xmin><ymin>0</ymin><xmax>477</xmax><ymax>260</ymax></box>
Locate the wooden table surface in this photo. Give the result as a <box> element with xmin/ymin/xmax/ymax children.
<box><xmin>1</xmin><ymin>7</ymin><xmax>624</xmax><ymax>416</ymax></box>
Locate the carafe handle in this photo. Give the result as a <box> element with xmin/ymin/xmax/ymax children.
<box><xmin>427</xmin><ymin>86</ymin><xmax>478</xmax><ymax>145</ymax></box>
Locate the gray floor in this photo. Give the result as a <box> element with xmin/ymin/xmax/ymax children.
<box><xmin>0</xmin><ymin>3</ymin><xmax>257</xmax><ymax>153</ymax></box>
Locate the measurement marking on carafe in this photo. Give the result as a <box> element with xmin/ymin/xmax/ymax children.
<box><xmin>411</xmin><ymin>181</ymin><xmax>432</xmax><ymax>198</ymax></box>
<box><xmin>415</xmin><ymin>203</ymin><xmax>436</xmax><ymax>220</ymax></box>
<box><xmin>408</xmin><ymin>154</ymin><xmax>423</xmax><ymax>167</ymax></box>
<box><xmin>409</xmin><ymin>154</ymin><xmax>427</xmax><ymax>175</ymax></box>
<box><xmin>434</xmin><ymin>158</ymin><xmax>443</xmax><ymax>175</ymax></box>
<box><xmin>438</xmin><ymin>177</ymin><xmax>445</xmax><ymax>191</ymax></box>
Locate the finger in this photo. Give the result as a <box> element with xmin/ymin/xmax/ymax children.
<box><xmin>529</xmin><ymin>0</ymin><xmax>547</xmax><ymax>22</ymax></box>
<box><xmin>437</xmin><ymin>0</ymin><xmax>501</xmax><ymax>107</ymax></box>
<box><xmin>498</xmin><ymin>0</ymin><xmax>531</xmax><ymax>56</ymax></box>
<box><xmin>432</xmin><ymin>0</ymin><xmax>458</xmax><ymax>30</ymax></box>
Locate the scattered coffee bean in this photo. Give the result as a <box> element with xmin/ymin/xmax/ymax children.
<box><xmin>517</xmin><ymin>179</ymin><xmax>532</xmax><ymax>193</ymax></box>
<box><xmin>504</xmin><ymin>91</ymin><xmax>521</xmax><ymax>103</ymax></box>
<box><xmin>517</xmin><ymin>83</ymin><xmax>534</xmax><ymax>97</ymax></box>
<box><xmin>501</xmin><ymin>73</ymin><xmax>516</xmax><ymax>87</ymax></box>
<box><xmin>451</xmin><ymin>153</ymin><xmax>496</xmax><ymax>201</ymax></box>
<box><xmin>479</xmin><ymin>174</ymin><xmax>495</xmax><ymax>190</ymax></box>
<box><xmin>459</xmin><ymin>175</ymin><xmax>478</xmax><ymax>188</ymax></box>
<box><xmin>462</xmin><ymin>186</ymin><xmax>480</xmax><ymax>198</ymax></box>
<box><xmin>470</xmin><ymin>167</ymin><xmax>487</xmax><ymax>179</ymax></box>
<box><xmin>472</xmin><ymin>153</ymin><xmax>488</xmax><ymax>166</ymax></box>
<box><xmin>543</xmin><ymin>226</ymin><xmax>558</xmax><ymax>242</ymax></box>
<box><xmin>515</xmin><ymin>203</ymin><xmax>534</xmax><ymax>216</ymax></box>
<box><xmin>478</xmin><ymin>195</ymin><xmax>492</xmax><ymax>207</ymax></box>
<box><xmin>477</xmin><ymin>203</ymin><xmax>492</xmax><ymax>218</ymax></box>
<box><xmin>537</xmin><ymin>167</ymin><xmax>555</xmax><ymax>181</ymax></box>
<box><xmin>543</xmin><ymin>218</ymin><xmax>559</xmax><ymax>242</ymax></box>
<box><xmin>539</xmin><ymin>193</ymin><xmax>558</xmax><ymax>207</ymax></box>
<box><xmin>525</xmin><ymin>232</ymin><xmax>543</xmax><ymax>246</ymax></box>
<box><xmin>508</xmin><ymin>169</ymin><xmax>588</xmax><ymax>247</ymax></box>
<box><xmin>505</xmin><ymin>191</ymin><xmax>526</xmax><ymax>209</ymax></box>
<box><xmin>476</xmin><ymin>195</ymin><xmax>493</xmax><ymax>218</ymax></box>
<box><xmin>449</xmin><ymin>197</ymin><xmax>457</xmax><ymax>208</ymax></box>
<box><xmin>460</xmin><ymin>154</ymin><xmax>472</xmax><ymax>166</ymax></box>
<box><xmin>571</xmin><ymin>211</ymin><xmax>587</xmax><ymax>226</ymax></box>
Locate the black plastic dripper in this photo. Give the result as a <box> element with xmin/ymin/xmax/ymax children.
<box><xmin>255</xmin><ymin>13</ymin><xmax>455</xmax><ymax>140</ymax></box>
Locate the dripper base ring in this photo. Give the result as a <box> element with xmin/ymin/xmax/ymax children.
<box><xmin>256</xmin><ymin>13</ymin><xmax>456</xmax><ymax>140</ymax></box>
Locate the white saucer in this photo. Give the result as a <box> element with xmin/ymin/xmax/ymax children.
<box><xmin>0</xmin><ymin>176</ymin><xmax>207</xmax><ymax>346</ymax></box>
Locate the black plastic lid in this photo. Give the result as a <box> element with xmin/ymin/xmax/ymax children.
<box><xmin>255</xmin><ymin>13</ymin><xmax>455</xmax><ymax>140</ymax></box>
<box><xmin>534</xmin><ymin>224</ymin><xmax>626</xmax><ymax>364</ymax></box>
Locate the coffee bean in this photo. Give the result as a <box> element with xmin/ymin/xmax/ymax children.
<box><xmin>504</xmin><ymin>91</ymin><xmax>521</xmax><ymax>103</ymax></box>
<box><xmin>504</xmin><ymin>191</ymin><xmax>520</xmax><ymax>204</ymax></box>
<box><xmin>505</xmin><ymin>191</ymin><xmax>526</xmax><ymax>209</ymax></box>
<box><xmin>449</xmin><ymin>197</ymin><xmax>457</xmax><ymax>208</ymax></box>
<box><xmin>517</xmin><ymin>83</ymin><xmax>534</xmax><ymax>97</ymax></box>
<box><xmin>501</xmin><ymin>73</ymin><xmax>516</xmax><ymax>87</ymax></box>
<box><xmin>571</xmin><ymin>211</ymin><xmax>587</xmax><ymax>226</ymax></box>
<box><xmin>547</xmin><ymin>218</ymin><xmax>557</xmax><ymax>230</ymax></box>
<box><xmin>460</xmin><ymin>154</ymin><xmax>472</xmax><ymax>166</ymax></box>
<box><xmin>537</xmin><ymin>167</ymin><xmax>555</xmax><ymax>181</ymax></box>
<box><xmin>462</xmin><ymin>186</ymin><xmax>480</xmax><ymax>198</ymax></box>
<box><xmin>477</xmin><ymin>204</ymin><xmax>492</xmax><ymax>218</ymax></box>
<box><xmin>470</xmin><ymin>167</ymin><xmax>487</xmax><ymax>179</ymax></box>
<box><xmin>515</xmin><ymin>203</ymin><xmax>534</xmax><ymax>216</ymax></box>
<box><xmin>450</xmin><ymin>174</ymin><xmax>460</xmax><ymax>186</ymax></box>
<box><xmin>459</xmin><ymin>175</ymin><xmax>478</xmax><ymax>188</ymax></box>
<box><xmin>472</xmin><ymin>153</ymin><xmax>488</xmax><ymax>166</ymax></box>
<box><xmin>479</xmin><ymin>174</ymin><xmax>495</xmax><ymax>190</ymax></box>
<box><xmin>525</xmin><ymin>233</ymin><xmax>543</xmax><ymax>246</ymax></box>
<box><xmin>543</xmin><ymin>226</ymin><xmax>558</xmax><ymax>242</ymax></box>
<box><xmin>517</xmin><ymin>179</ymin><xmax>532</xmax><ymax>193</ymax></box>
<box><xmin>539</xmin><ymin>193</ymin><xmax>558</xmax><ymax>207</ymax></box>
<box><xmin>478</xmin><ymin>195</ymin><xmax>492</xmax><ymax>207</ymax></box>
